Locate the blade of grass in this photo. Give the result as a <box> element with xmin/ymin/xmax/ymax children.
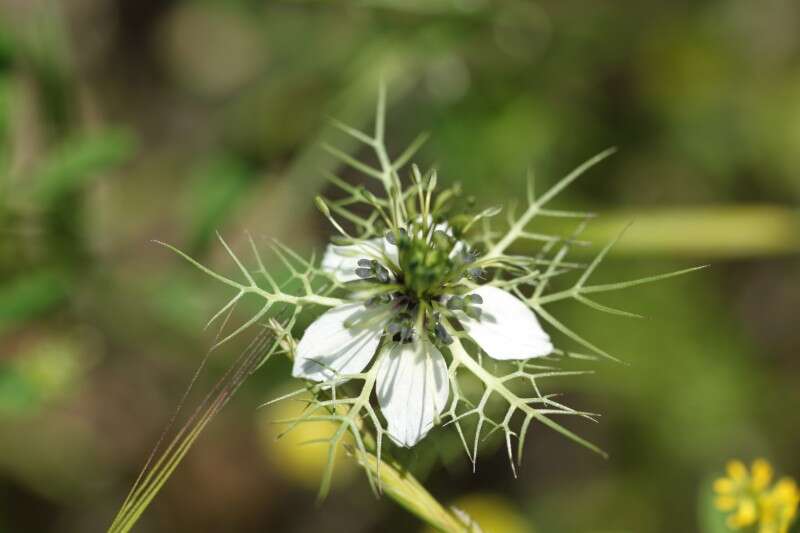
<box><xmin>108</xmin><ymin>320</ymin><xmax>282</xmax><ymax>533</ymax></box>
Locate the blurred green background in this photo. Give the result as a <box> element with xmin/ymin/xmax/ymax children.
<box><xmin>1</xmin><ymin>1</ymin><xmax>798</xmax><ymax>532</ymax></box>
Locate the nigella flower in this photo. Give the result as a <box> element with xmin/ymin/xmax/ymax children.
<box><xmin>293</xmin><ymin>218</ymin><xmax>553</xmax><ymax>447</ymax></box>
<box><xmin>112</xmin><ymin>88</ymin><xmax>704</xmax><ymax>530</ymax></box>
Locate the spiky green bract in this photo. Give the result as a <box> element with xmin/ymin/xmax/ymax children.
<box><xmin>286</xmin><ymin>86</ymin><xmax>702</xmax><ymax>486</ymax></box>
<box><xmin>112</xmin><ymin>86</ymin><xmax>703</xmax><ymax>532</ymax></box>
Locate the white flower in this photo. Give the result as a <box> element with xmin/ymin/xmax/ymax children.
<box><xmin>293</xmin><ymin>234</ymin><xmax>553</xmax><ymax>447</ymax></box>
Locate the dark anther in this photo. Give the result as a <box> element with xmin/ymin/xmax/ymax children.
<box><xmin>434</xmin><ymin>323</ymin><xmax>453</xmax><ymax>345</ymax></box>
<box><xmin>400</xmin><ymin>326</ymin><xmax>414</xmax><ymax>343</ymax></box>
<box><xmin>446</xmin><ymin>296</ymin><xmax>465</xmax><ymax>311</ymax></box>
<box><xmin>466</xmin><ymin>293</ymin><xmax>483</xmax><ymax>305</ymax></box>
<box><xmin>355</xmin><ymin>259</ymin><xmax>392</xmax><ymax>283</ymax></box>
<box><xmin>385</xmin><ymin>228</ymin><xmax>407</xmax><ymax>245</ymax></box>
<box><xmin>459</xmin><ymin>249</ymin><xmax>479</xmax><ymax>264</ymax></box>
<box><xmin>467</xmin><ymin>267</ymin><xmax>485</xmax><ymax>281</ymax></box>
<box><xmin>376</xmin><ymin>265</ymin><xmax>390</xmax><ymax>283</ymax></box>
<box><xmin>355</xmin><ymin>267</ymin><xmax>372</xmax><ymax>279</ymax></box>
<box><xmin>464</xmin><ymin>306</ymin><xmax>482</xmax><ymax>320</ymax></box>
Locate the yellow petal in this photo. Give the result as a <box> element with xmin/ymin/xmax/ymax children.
<box><xmin>727</xmin><ymin>515</ymin><xmax>744</xmax><ymax>530</ymax></box>
<box><xmin>758</xmin><ymin>521</ymin><xmax>779</xmax><ymax>533</ymax></box>
<box><xmin>752</xmin><ymin>459</ymin><xmax>774</xmax><ymax>491</ymax></box>
<box><xmin>733</xmin><ymin>499</ymin><xmax>758</xmax><ymax>527</ymax></box>
<box><xmin>728</xmin><ymin>460</ymin><xmax>748</xmax><ymax>482</ymax></box>
<box><xmin>774</xmin><ymin>479</ymin><xmax>799</xmax><ymax>521</ymax></box>
<box><xmin>716</xmin><ymin>495</ymin><xmax>738</xmax><ymax>511</ymax></box>
<box><xmin>772</xmin><ymin>478</ymin><xmax>798</xmax><ymax>501</ymax></box>
<box><xmin>715</xmin><ymin>477</ymin><xmax>735</xmax><ymax>494</ymax></box>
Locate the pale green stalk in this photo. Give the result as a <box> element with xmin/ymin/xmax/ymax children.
<box><xmin>355</xmin><ymin>451</ymin><xmax>471</xmax><ymax>533</ymax></box>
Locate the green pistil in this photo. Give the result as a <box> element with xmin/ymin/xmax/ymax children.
<box><xmin>348</xmin><ymin>230</ymin><xmax>484</xmax><ymax>346</ymax></box>
<box><xmin>396</xmin><ymin>228</ymin><xmax>469</xmax><ymax>299</ymax></box>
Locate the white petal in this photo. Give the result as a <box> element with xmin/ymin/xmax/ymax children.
<box><xmin>321</xmin><ymin>240</ymin><xmax>386</xmax><ymax>282</ymax></box>
<box><xmin>458</xmin><ymin>286</ymin><xmax>553</xmax><ymax>360</ymax></box>
<box><xmin>382</xmin><ymin>239</ymin><xmax>400</xmax><ymax>267</ymax></box>
<box><xmin>449</xmin><ymin>239</ymin><xmax>466</xmax><ymax>259</ymax></box>
<box><xmin>376</xmin><ymin>340</ymin><xmax>449</xmax><ymax>447</ymax></box>
<box><xmin>432</xmin><ymin>221</ymin><xmax>453</xmax><ymax>235</ymax></box>
<box><xmin>292</xmin><ymin>303</ymin><xmax>383</xmax><ymax>381</ymax></box>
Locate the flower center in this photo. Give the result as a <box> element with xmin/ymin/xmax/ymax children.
<box><xmin>397</xmin><ymin>230</ymin><xmax>460</xmax><ymax>299</ymax></box>
<box><xmin>355</xmin><ymin>224</ymin><xmax>485</xmax><ymax>346</ymax></box>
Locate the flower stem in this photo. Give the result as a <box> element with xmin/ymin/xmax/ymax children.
<box><xmin>355</xmin><ymin>451</ymin><xmax>472</xmax><ymax>533</ymax></box>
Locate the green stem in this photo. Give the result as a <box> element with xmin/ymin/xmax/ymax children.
<box><xmin>356</xmin><ymin>451</ymin><xmax>471</xmax><ymax>533</ymax></box>
<box><xmin>526</xmin><ymin>205</ymin><xmax>800</xmax><ymax>258</ymax></box>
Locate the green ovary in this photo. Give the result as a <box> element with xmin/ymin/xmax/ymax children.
<box><xmin>398</xmin><ymin>236</ymin><xmax>456</xmax><ymax>299</ymax></box>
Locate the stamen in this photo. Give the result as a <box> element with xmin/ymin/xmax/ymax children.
<box><xmin>384</xmin><ymin>228</ymin><xmax>407</xmax><ymax>245</ymax></box>
<box><xmin>467</xmin><ymin>267</ymin><xmax>485</xmax><ymax>281</ymax></box>
<box><xmin>354</xmin><ymin>258</ymin><xmax>392</xmax><ymax>283</ymax></box>
<box><xmin>465</xmin><ymin>294</ymin><xmax>483</xmax><ymax>305</ymax></box>
<box><xmin>464</xmin><ymin>306</ymin><xmax>482</xmax><ymax>320</ymax></box>
<box><xmin>434</xmin><ymin>322</ymin><xmax>452</xmax><ymax>345</ymax></box>
<box><xmin>446</xmin><ymin>296</ymin><xmax>465</xmax><ymax>311</ymax></box>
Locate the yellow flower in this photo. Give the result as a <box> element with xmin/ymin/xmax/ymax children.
<box><xmin>760</xmin><ymin>478</ymin><xmax>800</xmax><ymax>533</ymax></box>
<box><xmin>713</xmin><ymin>458</ymin><xmax>799</xmax><ymax>533</ymax></box>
